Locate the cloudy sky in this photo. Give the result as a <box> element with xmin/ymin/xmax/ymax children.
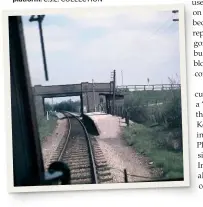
<box><xmin>22</xmin><ymin>7</ymin><xmax>180</xmax><ymax>88</ymax></box>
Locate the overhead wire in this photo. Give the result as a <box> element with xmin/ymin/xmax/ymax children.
<box><xmin>142</xmin><ymin>13</ymin><xmax>177</xmax><ymax>46</ymax></box>
<box><xmin>145</xmin><ymin>16</ymin><xmax>173</xmax><ymax>41</ymax></box>
<box><xmin>131</xmin><ymin>13</ymin><xmax>178</xmax><ymax>66</ymax></box>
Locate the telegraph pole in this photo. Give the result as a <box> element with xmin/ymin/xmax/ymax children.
<box><xmin>112</xmin><ymin>70</ymin><xmax>116</xmax><ymax>115</ymax></box>
<box><xmin>29</xmin><ymin>15</ymin><xmax>49</xmax><ymax>81</ymax></box>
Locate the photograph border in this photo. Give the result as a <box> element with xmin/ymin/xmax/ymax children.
<box><xmin>2</xmin><ymin>3</ymin><xmax>190</xmax><ymax>193</ymax></box>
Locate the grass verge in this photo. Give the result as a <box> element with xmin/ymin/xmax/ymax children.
<box><xmin>37</xmin><ymin>115</ymin><xmax>58</xmax><ymax>141</ymax></box>
<box><xmin>123</xmin><ymin>123</ymin><xmax>183</xmax><ymax>180</ymax></box>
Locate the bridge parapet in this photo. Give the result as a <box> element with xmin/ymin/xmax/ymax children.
<box><xmin>33</xmin><ymin>84</ymin><xmax>81</xmax><ymax>96</ymax></box>
<box><xmin>81</xmin><ymin>82</ymin><xmax>111</xmax><ymax>93</ymax></box>
<box><xmin>33</xmin><ymin>82</ymin><xmax>112</xmax><ymax>97</ymax></box>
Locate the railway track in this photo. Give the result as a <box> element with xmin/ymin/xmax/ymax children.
<box><xmin>48</xmin><ymin>112</ymin><xmax>113</xmax><ymax>185</ymax></box>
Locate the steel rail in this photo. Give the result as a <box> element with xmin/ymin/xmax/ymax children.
<box><xmin>57</xmin><ymin>114</ymin><xmax>72</xmax><ymax>161</ymax></box>
<box><xmin>62</xmin><ymin>111</ymin><xmax>98</xmax><ymax>184</ymax></box>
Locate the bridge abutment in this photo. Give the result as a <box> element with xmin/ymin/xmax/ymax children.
<box><xmin>34</xmin><ymin>95</ymin><xmax>45</xmax><ymax>118</ymax></box>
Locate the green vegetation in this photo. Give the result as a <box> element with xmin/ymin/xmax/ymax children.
<box><xmin>147</xmin><ymin>93</ymin><xmax>182</xmax><ymax>129</ymax></box>
<box><xmin>123</xmin><ymin>123</ymin><xmax>183</xmax><ymax>180</ymax></box>
<box><xmin>44</xmin><ymin>100</ymin><xmax>80</xmax><ymax>113</ymax></box>
<box><xmin>122</xmin><ymin>80</ymin><xmax>183</xmax><ymax>180</ymax></box>
<box><xmin>37</xmin><ymin>114</ymin><xmax>57</xmax><ymax>141</ymax></box>
<box><xmin>124</xmin><ymin>89</ymin><xmax>181</xmax><ymax>124</ymax></box>
<box><xmin>128</xmin><ymin>89</ymin><xmax>180</xmax><ymax>105</ymax></box>
<box><xmin>38</xmin><ymin>99</ymin><xmax>80</xmax><ymax>142</ymax></box>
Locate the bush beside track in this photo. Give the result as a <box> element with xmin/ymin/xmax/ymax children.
<box><xmin>122</xmin><ymin>89</ymin><xmax>183</xmax><ymax>180</ymax></box>
<box><xmin>37</xmin><ymin>113</ymin><xmax>58</xmax><ymax>141</ymax></box>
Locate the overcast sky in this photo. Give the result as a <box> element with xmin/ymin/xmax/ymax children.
<box><xmin>22</xmin><ymin>7</ymin><xmax>180</xmax><ymax>89</ymax></box>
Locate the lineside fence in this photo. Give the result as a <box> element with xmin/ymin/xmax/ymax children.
<box><xmin>116</xmin><ymin>84</ymin><xmax>181</xmax><ymax>92</ymax></box>
<box><xmin>108</xmin><ymin>166</ymin><xmax>183</xmax><ymax>183</ymax></box>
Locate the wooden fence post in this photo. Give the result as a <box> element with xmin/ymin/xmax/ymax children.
<box><xmin>124</xmin><ymin>169</ymin><xmax>128</xmax><ymax>183</ymax></box>
<box><xmin>125</xmin><ymin>110</ymin><xmax>129</xmax><ymax>126</ymax></box>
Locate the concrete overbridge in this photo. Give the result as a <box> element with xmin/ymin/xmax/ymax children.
<box><xmin>33</xmin><ymin>81</ymin><xmax>124</xmax><ymax>117</ymax></box>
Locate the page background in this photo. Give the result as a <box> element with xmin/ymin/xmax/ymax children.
<box><xmin>0</xmin><ymin>0</ymin><xmax>199</xmax><ymax>205</ymax></box>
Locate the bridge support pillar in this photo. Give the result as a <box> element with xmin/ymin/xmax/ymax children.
<box><xmin>80</xmin><ymin>94</ymin><xmax>84</xmax><ymax>115</ymax></box>
<box><xmin>86</xmin><ymin>92</ymin><xmax>100</xmax><ymax>112</ymax></box>
<box><xmin>34</xmin><ymin>95</ymin><xmax>45</xmax><ymax>118</ymax></box>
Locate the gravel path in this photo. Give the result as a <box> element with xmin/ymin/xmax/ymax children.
<box><xmin>41</xmin><ymin>118</ymin><xmax>68</xmax><ymax>170</ymax></box>
<box><xmin>89</xmin><ymin>114</ymin><xmax>153</xmax><ymax>183</ymax></box>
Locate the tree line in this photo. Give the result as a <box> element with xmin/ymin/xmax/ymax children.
<box><xmin>44</xmin><ymin>100</ymin><xmax>81</xmax><ymax>113</ymax></box>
